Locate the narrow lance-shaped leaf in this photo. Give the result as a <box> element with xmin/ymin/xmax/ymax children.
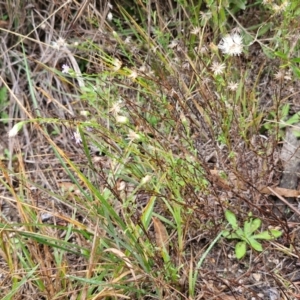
<box><xmin>252</xmin><ymin>229</ymin><xmax>282</xmax><ymax>240</ymax></box>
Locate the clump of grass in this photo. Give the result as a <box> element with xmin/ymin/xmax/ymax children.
<box><xmin>1</xmin><ymin>0</ymin><xmax>300</xmax><ymax>299</ymax></box>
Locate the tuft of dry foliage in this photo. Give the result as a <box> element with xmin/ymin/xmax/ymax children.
<box><xmin>1</xmin><ymin>0</ymin><xmax>300</xmax><ymax>299</ymax></box>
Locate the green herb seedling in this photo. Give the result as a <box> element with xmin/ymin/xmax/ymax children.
<box><xmin>263</xmin><ymin>103</ymin><xmax>300</xmax><ymax>138</ymax></box>
<box><xmin>222</xmin><ymin>210</ymin><xmax>282</xmax><ymax>259</ymax></box>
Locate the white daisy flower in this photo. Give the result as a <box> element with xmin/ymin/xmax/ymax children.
<box><xmin>52</xmin><ymin>37</ymin><xmax>67</xmax><ymax>50</ymax></box>
<box><xmin>281</xmin><ymin>0</ymin><xmax>289</xmax><ymax>11</ymax></box>
<box><xmin>210</xmin><ymin>61</ymin><xmax>226</xmax><ymax>75</ymax></box>
<box><xmin>274</xmin><ymin>70</ymin><xmax>285</xmax><ymax>81</ymax></box>
<box><xmin>200</xmin><ymin>11</ymin><xmax>212</xmax><ymax>22</ymax></box>
<box><xmin>62</xmin><ymin>64</ymin><xmax>71</xmax><ymax>74</ymax></box>
<box><xmin>168</xmin><ymin>40</ymin><xmax>179</xmax><ymax>49</ymax></box>
<box><xmin>127</xmin><ymin>130</ymin><xmax>140</xmax><ymax>142</ymax></box>
<box><xmin>218</xmin><ymin>33</ymin><xmax>243</xmax><ymax>56</ymax></box>
<box><xmin>271</xmin><ymin>0</ymin><xmax>289</xmax><ymax>14</ymax></box>
<box><xmin>191</xmin><ymin>27</ymin><xmax>201</xmax><ymax>35</ymax></box>
<box><xmin>124</xmin><ymin>36</ymin><xmax>132</xmax><ymax>44</ymax></box>
<box><xmin>73</xmin><ymin>130</ymin><xmax>82</xmax><ymax>144</ymax></box>
<box><xmin>228</xmin><ymin>81</ymin><xmax>239</xmax><ymax>91</ymax></box>
<box><xmin>274</xmin><ymin>69</ymin><xmax>292</xmax><ymax>81</ymax></box>
<box><xmin>110</xmin><ymin>101</ymin><xmax>122</xmax><ymax>116</ymax></box>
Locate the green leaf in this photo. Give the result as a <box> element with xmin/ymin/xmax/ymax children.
<box><xmin>222</xmin><ymin>230</ymin><xmax>230</xmax><ymax>237</ymax></box>
<box><xmin>243</xmin><ymin>219</ymin><xmax>251</xmax><ymax>236</ymax></box>
<box><xmin>248</xmin><ymin>238</ymin><xmax>263</xmax><ymax>251</ymax></box>
<box><xmin>262</xmin><ymin>47</ymin><xmax>275</xmax><ymax>59</ymax></box>
<box><xmin>222</xmin><ymin>230</ymin><xmax>239</xmax><ymax>239</ymax></box>
<box><xmin>244</xmin><ymin>218</ymin><xmax>261</xmax><ymax>236</ymax></box>
<box><xmin>225</xmin><ymin>210</ymin><xmax>238</xmax><ymax>229</ymax></box>
<box><xmin>236</xmin><ymin>227</ymin><xmax>244</xmax><ymax>237</ymax></box>
<box><xmin>1</xmin><ymin>111</ymin><xmax>9</xmax><ymax>124</ymax></box>
<box><xmin>274</xmin><ymin>51</ymin><xmax>288</xmax><ymax>60</ymax></box>
<box><xmin>257</xmin><ymin>23</ymin><xmax>272</xmax><ymax>37</ymax></box>
<box><xmin>229</xmin><ymin>0</ymin><xmax>246</xmax><ymax>10</ymax></box>
<box><xmin>292</xmin><ymin>129</ymin><xmax>300</xmax><ymax>138</ymax></box>
<box><xmin>281</xmin><ymin>104</ymin><xmax>290</xmax><ymax>118</ymax></box>
<box><xmin>292</xmin><ymin>65</ymin><xmax>300</xmax><ymax>78</ymax></box>
<box><xmin>235</xmin><ymin>241</ymin><xmax>247</xmax><ymax>259</ymax></box>
<box><xmin>285</xmin><ymin>112</ymin><xmax>300</xmax><ymax>126</ymax></box>
<box><xmin>252</xmin><ymin>229</ymin><xmax>282</xmax><ymax>240</ymax></box>
<box><xmin>0</xmin><ymin>86</ymin><xmax>7</xmax><ymax>103</ymax></box>
<box><xmin>291</xmin><ymin>57</ymin><xmax>300</xmax><ymax>63</ymax></box>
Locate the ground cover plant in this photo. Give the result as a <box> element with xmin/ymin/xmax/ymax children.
<box><xmin>1</xmin><ymin>0</ymin><xmax>300</xmax><ymax>299</ymax></box>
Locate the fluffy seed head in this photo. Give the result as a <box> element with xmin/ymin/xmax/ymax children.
<box><xmin>218</xmin><ymin>33</ymin><xmax>243</xmax><ymax>56</ymax></box>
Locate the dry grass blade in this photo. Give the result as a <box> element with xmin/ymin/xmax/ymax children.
<box><xmin>104</xmin><ymin>248</ymin><xmax>133</xmax><ymax>270</ymax></box>
<box><xmin>260</xmin><ymin>186</ymin><xmax>300</xmax><ymax>197</ymax></box>
<box><xmin>104</xmin><ymin>248</ymin><xmax>137</xmax><ymax>282</ymax></box>
<box><xmin>152</xmin><ymin>216</ymin><xmax>170</xmax><ymax>254</ymax></box>
<box><xmin>81</xmin><ymin>219</ymin><xmax>100</xmax><ymax>300</ymax></box>
<box><xmin>267</xmin><ymin>187</ymin><xmax>300</xmax><ymax>217</ymax></box>
<box><xmin>66</xmin><ymin>0</ymin><xmax>90</xmax><ymax>38</ymax></box>
<box><xmin>91</xmin><ymin>289</ymin><xmax>131</xmax><ymax>300</ymax></box>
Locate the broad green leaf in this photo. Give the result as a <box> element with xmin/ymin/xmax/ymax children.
<box><xmin>235</xmin><ymin>241</ymin><xmax>247</xmax><ymax>259</ymax></box>
<box><xmin>244</xmin><ymin>218</ymin><xmax>261</xmax><ymax>236</ymax></box>
<box><xmin>222</xmin><ymin>230</ymin><xmax>230</xmax><ymax>237</ymax></box>
<box><xmin>248</xmin><ymin>238</ymin><xmax>263</xmax><ymax>251</ymax></box>
<box><xmin>251</xmin><ymin>218</ymin><xmax>262</xmax><ymax>232</ymax></box>
<box><xmin>225</xmin><ymin>210</ymin><xmax>238</xmax><ymax>229</ymax></box>
<box><xmin>236</xmin><ymin>228</ymin><xmax>244</xmax><ymax>237</ymax></box>
<box><xmin>252</xmin><ymin>229</ymin><xmax>282</xmax><ymax>240</ymax></box>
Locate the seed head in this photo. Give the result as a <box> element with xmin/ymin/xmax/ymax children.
<box><xmin>218</xmin><ymin>33</ymin><xmax>243</xmax><ymax>56</ymax></box>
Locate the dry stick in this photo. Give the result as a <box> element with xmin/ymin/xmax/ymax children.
<box><xmin>66</xmin><ymin>0</ymin><xmax>110</xmax><ymax>38</ymax></box>
<box><xmin>65</xmin><ymin>0</ymin><xmax>90</xmax><ymax>39</ymax></box>
<box><xmin>268</xmin><ymin>187</ymin><xmax>300</xmax><ymax>217</ymax></box>
<box><xmin>0</xmin><ymin>0</ymin><xmax>72</xmax><ymax>59</ymax></box>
